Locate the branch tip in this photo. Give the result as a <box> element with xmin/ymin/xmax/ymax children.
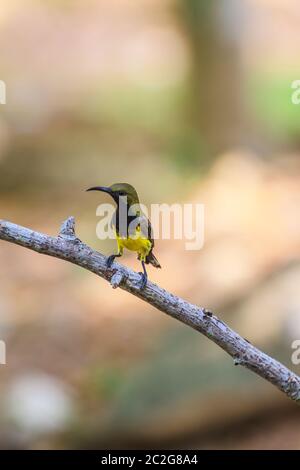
<box><xmin>59</xmin><ymin>216</ymin><xmax>76</xmax><ymax>239</ymax></box>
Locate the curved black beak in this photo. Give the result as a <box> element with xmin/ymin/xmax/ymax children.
<box><xmin>86</xmin><ymin>186</ymin><xmax>112</xmax><ymax>194</ymax></box>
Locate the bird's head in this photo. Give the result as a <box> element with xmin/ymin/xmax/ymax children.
<box><xmin>86</xmin><ymin>183</ymin><xmax>140</xmax><ymax>206</ymax></box>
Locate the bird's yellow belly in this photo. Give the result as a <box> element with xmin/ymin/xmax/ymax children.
<box><xmin>116</xmin><ymin>233</ymin><xmax>152</xmax><ymax>259</ymax></box>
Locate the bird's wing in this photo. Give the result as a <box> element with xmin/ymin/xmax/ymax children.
<box><xmin>136</xmin><ymin>214</ymin><xmax>155</xmax><ymax>248</ymax></box>
<box><xmin>113</xmin><ymin>209</ymin><xmax>155</xmax><ymax>246</ymax></box>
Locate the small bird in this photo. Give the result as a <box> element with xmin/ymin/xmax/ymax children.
<box><xmin>86</xmin><ymin>183</ymin><xmax>161</xmax><ymax>289</ymax></box>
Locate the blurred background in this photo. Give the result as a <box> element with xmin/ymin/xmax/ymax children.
<box><xmin>0</xmin><ymin>0</ymin><xmax>300</xmax><ymax>449</ymax></box>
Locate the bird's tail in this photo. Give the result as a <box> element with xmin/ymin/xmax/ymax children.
<box><xmin>146</xmin><ymin>251</ymin><xmax>161</xmax><ymax>269</ymax></box>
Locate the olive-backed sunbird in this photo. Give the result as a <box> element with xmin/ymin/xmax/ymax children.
<box><xmin>86</xmin><ymin>183</ymin><xmax>161</xmax><ymax>289</ymax></box>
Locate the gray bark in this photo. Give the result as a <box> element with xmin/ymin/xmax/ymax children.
<box><xmin>0</xmin><ymin>217</ymin><xmax>299</xmax><ymax>402</ymax></box>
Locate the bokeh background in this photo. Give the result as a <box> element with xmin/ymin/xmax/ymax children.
<box><xmin>0</xmin><ymin>0</ymin><xmax>300</xmax><ymax>449</ymax></box>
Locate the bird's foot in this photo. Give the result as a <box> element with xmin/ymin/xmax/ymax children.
<box><xmin>138</xmin><ymin>272</ymin><xmax>148</xmax><ymax>290</ymax></box>
<box><xmin>106</xmin><ymin>255</ymin><xmax>116</xmax><ymax>268</ymax></box>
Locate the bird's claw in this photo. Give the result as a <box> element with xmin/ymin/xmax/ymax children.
<box><xmin>106</xmin><ymin>255</ymin><xmax>115</xmax><ymax>268</ymax></box>
<box><xmin>138</xmin><ymin>272</ymin><xmax>147</xmax><ymax>290</ymax></box>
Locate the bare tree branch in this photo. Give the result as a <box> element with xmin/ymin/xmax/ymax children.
<box><xmin>0</xmin><ymin>216</ymin><xmax>299</xmax><ymax>402</ymax></box>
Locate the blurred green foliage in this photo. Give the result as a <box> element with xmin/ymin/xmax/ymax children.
<box><xmin>249</xmin><ymin>74</ymin><xmax>300</xmax><ymax>143</ymax></box>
